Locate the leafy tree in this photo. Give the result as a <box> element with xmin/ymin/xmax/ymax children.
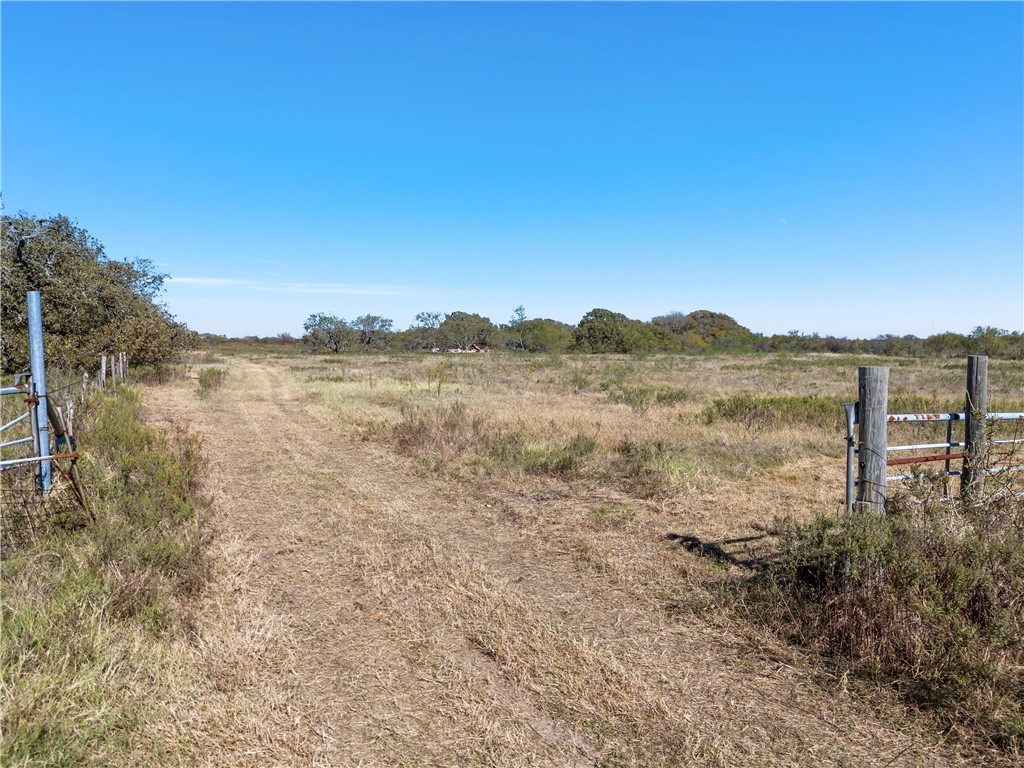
<box><xmin>652</xmin><ymin>309</ymin><xmax>756</xmax><ymax>352</ymax></box>
<box><xmin>302</xmin><ymin>313</ymin><xmax>356</xmax><ymax>353</ymax></box>
<box><xmin>649</xmin><ymin>311</ymin><xmax>689</xmax><ymax>336</ymax></box>
<box><xmin>439</xmin><ymin>311</ymin><xmax>497</xmax><ymax>350</ymax></box>
<box><xmin>573</xmin><ymin>308</ymin><xmax>659</xmax><ymax>354</ymax></box>
<box><xmin>924</xmin><ymin>332</ymin><xmax>973</xmax><ymax>358</ymax></box>
<box><xmin>403</xmin><ymin>311</ymin><xmax>447</xmax><ymax>350</ymax></box>
<box><xmin>1</xmin><ymin>213</ymin><xmax>193</xmax><ymax>373</ymax></box>
<box><xmin>506</xmin><ymin>305</ymin><xmax>528</xmax><ymax>351</ymax></box>
<box><xmin>652</xmin><ymin>309</ymin><xmax>754</xmax><ymax>352</ymax></box>
<box><xmin>518</xmin><ymin>318</ymin><xmax>575</xmax><ymax>353</ymax></box>
<box><xmin>970</xmin><ymin>326</ymin><xmax>1010</xmax><ymax>357</ymax></box>
<box><xmin>351</xmin><ymin>314</ymin><xmax>393</xmax><ymax>350</ymax></box>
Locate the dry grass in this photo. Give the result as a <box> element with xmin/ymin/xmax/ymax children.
<box><xmin>116</xmin><ymin>352</ymin><xmax>1022</xmax><ymax>766</ymax></box>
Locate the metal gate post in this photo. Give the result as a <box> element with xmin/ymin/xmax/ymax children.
<box><xmin>27</xmin><ymin>291</ymin><xmax>51</xmax><ymax>493</ymax></box>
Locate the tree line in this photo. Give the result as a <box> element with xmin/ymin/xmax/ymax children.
<box><xmin>294</xmin><ymin>307</ymin><xmax>1024</xmax><ymax>359</ymax></box>
<box><xmin>5</xmin><ymin>213</ymin><xmax>1018</xmax><ymax>368</ymax></box>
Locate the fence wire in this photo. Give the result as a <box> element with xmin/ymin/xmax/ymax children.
<box><xmin>0</xmin><ymin>458</ymin><xmax>90</xmax><ymax>549</ymax></box>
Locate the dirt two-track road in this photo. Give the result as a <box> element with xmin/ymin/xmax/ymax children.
<box><xmin>142</xmin><ymin>357</ymin><xmax>974</xmax><ymax>768</ymax></box>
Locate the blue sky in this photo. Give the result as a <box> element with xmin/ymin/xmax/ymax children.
<box><xmin>3</xmin><ymin>2</ymin><xmax>1022</xmax><ymax>338</ymax></box>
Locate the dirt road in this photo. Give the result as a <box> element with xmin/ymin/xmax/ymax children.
<box><xmin>142</xmin><ymin>358</ymin><xmax>966</xmax><ymax>767</ymax></box>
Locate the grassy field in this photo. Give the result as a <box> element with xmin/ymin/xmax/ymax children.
<box><xmin>270</xmin><ymin>350</ymin><xmax>1023</xmax><ymax>758</ymax></box>
<box><xmin>2</xmin><ymin>386</ymin><xmax>210</xmax><ymax>766</ymax></box>
<box><xmin>3</xmin><ymin>351</ymin><xmax>1020</xmax><ymax>766</ymax></box>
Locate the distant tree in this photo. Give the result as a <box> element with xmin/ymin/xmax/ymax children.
<box><xmin>506</xmin><ymin>305</ymin><xmax>528</xmax><ymax>352</ymax></box>
<box><xmin>1</xmin><ymin>213</ymin><xmax>194</xmax><ymax>372</ymax></box>
<box><xmin>439</xmin><ymin>311</ymin><xmax>496</xmax><ymax>350</ymax></box>
<box><xmin>650</xmin><ymin>311</ymin><xmax>689</xmax><ymax>336</ymax></box>
<box><xmin>970</xmin><ymin>326</ymin><xmax>1008</xmax><ymax>357</ymax></box>
<box><xmin>519</xmin><ymin>318</ymin><xmax>575</xmax><ymax>353</ymax></box>
<box><xmin>924</xmin><ymin>332</ymin><xmax>972</xmax><ymax>358</ymax></box>
<box><xmin>302</xmin><ymin>313</ymin><xmax>356</xmax><ymax>353</ymax></box>
<box><xmin>573</xmin><ymin>309</ymin><xmax>660</xmax><ymax>354</ymax></box>
<box><xmin>404</xmin><ymin>311</ymin><xmax>447</xmax><ymax>350</ymax></box>
<box><xmin>652</xmin><ymin>309</ymin><xmax>754</xmax><ymax>352</ymax></box>
<box><xmin>351</xmin><ymin>314</ymin><xmax>393</xmax><ymax>350</ymax></box>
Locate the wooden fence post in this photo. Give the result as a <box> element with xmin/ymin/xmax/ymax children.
<box><xmin>100</xmin><ymin>355</ymin><xmax>107</xmax><ymax>387</ymax></box>
<box><xmin>857</xmin><ymin>366</ymin><xmax>889</xmax><ymax>514</ymax></box>
<box><xmin>82</xmin><ymin>372</ymin><xmax>89</xmax><ymax>400</ymax></box>
<box><xmin>65</xmin><ymin>399</ymin><xmax>74</xmax><ymax>439</ymax></box>
<box><xmin>962</xmin><ymin>355</ymin><xmax>989</xmax><ymax>503</ymax></box>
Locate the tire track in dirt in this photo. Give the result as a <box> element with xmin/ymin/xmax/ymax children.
<box><xmin>142</xmin><ymin>358</ymin><xmax>979</xmax><ymax>767</ymax></box>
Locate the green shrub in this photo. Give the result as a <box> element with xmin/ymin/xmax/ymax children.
<box><xmin>487</xmin><ymin>432</ymin><xmax>597</xmax><ymax>477</ymax></box>
<box><xmin>703</xmin><ymin>393</ymin><xmax>846</xmax><ymax>431</ymax></box>
<box><xmin>393</xmin><ymin>401</ymin><xmax>488</xmax><ymax>460</ymax></box>
<box><xmin>612</xmin><ymin>438</ymin><xmax>679</xmax><ymax>498</ymax></box>
<box><xmin>1</xmin><ymin>387</ymin><xmax>209</xmax><ymax>765</ymax></box>
<box><xmin>608</xmin><ymin>385</ymin><xmax>657</xmax><ymax>414</ymax></box>
<box><xmin>522</xmin><ymin>433</ymin><xmax>598</xmax><ymax>476</ymax></box>
<box><xmin>608</xmin><ymin>385</ymin><xmax>689</xmax><ymax>414</ymax></box>
<box><xmin>740</xmin><ymin>493</ymin><xmax>1024</xmax><ymax>752</ymax></box>
<box><xmin>196</xmin><ymin>367</ymin><xmax>227</xmax><ymax>396</ymax></box>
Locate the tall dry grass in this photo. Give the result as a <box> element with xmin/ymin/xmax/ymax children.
<box><xmin>285</xmin><ymin>350</ymin><xmax>1023</xmax><ymax>756</ymax></box>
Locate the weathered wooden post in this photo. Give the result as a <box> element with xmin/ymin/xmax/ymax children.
<box><xmin>100</xmin><ymin>355</ymin><xmax>107</xmax><ymax>387</ymax></box>
<box><xmin>856</xmin><ymin>366</ymin><xmax>889</xmax><ymax>514</ymax></box>
<box><xmin>64</xmin><ymin>399</ymin><xmax>74</xmax><ymax>440</ymax></box>
<box><xmin>82</xmin><ymin>372</ymin><xmax>89</xmax><ymax>399</ymax></box>
<box><xmin>961</xmin><ymin>355</ymin><xmax>988</xmax><ymax>503</ymax></box>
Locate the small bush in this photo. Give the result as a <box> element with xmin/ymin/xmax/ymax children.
<box><xmin>740</xmin><ymin>493</ymin><xmax>1024</xmax><ymax>752</ymax></box>
<box><xmin>612</xmin><ymin>439</ymin><xmax>679</xmax><ymax>498</ymax></box>
<box><xmin>608</xmin><ymin>385</ymin><xmax>689</xmax><ymax>414</ymax></box>
<box><xmin>131</xmin><ymin>362</ymin><xmax>188</xmax><ymax>385</ymax></box>
<box><xmin>654</xmin><ymin>387</ymin><xmax>690</xmax><ymax>406</ymax></box>
<box><xmin>566</xmin><ymin>369</ymin><xmax>594</xmax><ymax>393</ymax></box>
<box><xmin>522</xmin><ymin>433</ymin><xmax>597</xmax><ymax>476</ymax></box>
<box><xmin>703</xmin><ymin>393</ymin><xmax>845</xmax><ymax>432</ymax></box>
<box><xmin>608</xmin><ymin>385</ymin><xmax>657</xmax><ymax>414</ymax></box>
<box><xmin>196</xmin><ymin>367</ymin><xmax>227</xmax><ymax>396</ymax></box>
<box><xmin>425</xmin><ymin>361</ymin><xmax>456</xmax><ymax>395</ymax></box>
<box><xmin>487</xmin><ymin>432</ymin><xmax>597</xmax><ymax>477</ymax></box>
<box><xmin>393</xmin><ymin>401</ymin><xmax>488</xmax><ymax>460</ymax></box>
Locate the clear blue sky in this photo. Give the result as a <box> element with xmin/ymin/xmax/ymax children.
<box><xmin>3</xmin><ymin>1</ymin><xmax>1022</xmax><ymax>339</ymax></box>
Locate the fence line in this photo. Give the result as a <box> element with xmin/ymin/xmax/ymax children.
<box><xmin>1</xmin><ymin>291</ymin><xmax>98</xmax><ymax>545</ymax></box>
<box><xmin>845</xmin><ymin>355</ymin><xmax>1023</xmax><ymax>514</ymax></box>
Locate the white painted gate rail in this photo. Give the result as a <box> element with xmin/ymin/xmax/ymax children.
<box><xmin>844</xmin><ymin>356</ymin><xmax>1024</xmax><ymax>514</ymax></box>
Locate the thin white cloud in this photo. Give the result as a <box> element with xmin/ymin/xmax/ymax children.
<box><xmin>167</xmin><ymin>276</ymin><xmax>433</xmax><ymax>297</ymax></box>
<box><xmin>275</xmin><ymin>282</ymin><xmax>426</xmax><ymax>297</ymax></box>
<box><xmin>169</xmin><ymin>277</ymin><xmax>251</xmax><ymax>286</ymax></box>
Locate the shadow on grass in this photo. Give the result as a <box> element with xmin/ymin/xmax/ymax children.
<box><xmin>663</xmin><ymin>532</ymin><xmax>777</xmax><ymax>570</ymax></box>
